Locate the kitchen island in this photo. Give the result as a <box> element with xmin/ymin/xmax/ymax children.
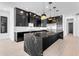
<box><xmin>24</xmin><ymin>31</ymin><xmax>63</xmax><ymax>56</ymax></box>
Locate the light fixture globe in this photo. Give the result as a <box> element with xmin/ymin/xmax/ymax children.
<box><xmin>41</xmin><ymin>14</ymin><xmax>47</xmax><ymax>20</ymax></box>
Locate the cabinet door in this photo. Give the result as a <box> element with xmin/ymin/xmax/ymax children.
<box><xmin>16</xmin><ymin>8</ymin><xmax>28</xmax><ymax>26</ymax></box>
<box><xmin>16</xmin><ymin>14</ymin><xmax>23</xmax><ymax>26</ymax></box>
<box><xmin>1</xmin><ymin>16</ymin><xmax>7</xmax><ymax>33</ymax></box>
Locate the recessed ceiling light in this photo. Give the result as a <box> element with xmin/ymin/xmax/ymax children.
<box><xmin>20</xmin><ymin>11</ymin><xmax>24</xmax><ymax>14</ymax></box>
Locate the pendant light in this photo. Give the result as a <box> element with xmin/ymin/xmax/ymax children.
<box><xmin>41</xmin><ymin>2</ymin><xmax>47</xmax><ymax>20</ymax></box>
<box><xmin>41</xmin><ymin>14</ymin><xmax>47</xmax><ymax>20</ymax></box>
<box><xmin>53</xmin><ymin>6</ymin><xmax>56</xmax><ymax>19</ymax></box>
<box><xmin>48</xmin><ymin>2</ymin><xmax>53</xmax><ymax>21</ymax></box>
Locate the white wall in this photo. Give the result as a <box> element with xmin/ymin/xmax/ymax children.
<box><xmin>9</xmin><ymin>8</ymin><xmax>15</xmax><ymax>41</ymax></box>
<box><xmin>74</xmin><ymin>15</ymin><xmax>79</xmax><ymax>37</ymax></box>
<box><xmin>63</xmin><ymin>15</ymin><xmax>79</xmax><ymax>37</ymax></box>
<box><xmin>0</xmin><ymin>3</ymin><xmax>14</xmax><ymax>40</ymax></box>
<box><xmin>63</xmin><ymin>15</ymin><xmax>73</xmax><ymax>37</ymax></box>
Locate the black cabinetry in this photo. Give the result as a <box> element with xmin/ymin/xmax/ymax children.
<box><xmin>43</xmin><ymin>33</ymin><xmax>58</xmax><ymax>51</ymax></box>
<box><xmin>43</xmin><ymin>32</ymin><xmax>63</xmax><ymax>51</ymax></box>
<box><xmin>15</xmin><ymin>7</ymin><xmax>41</xmax><ymax>27</ymax></box>
<box><xmin>34</xmin><ymin>16</ymin><xmax>41</xmax><ymax>27</ymax></box>
<box><xmin>15</xmin><ymin>8</ymin><xmax>28</xmax><ymax>26</ymax></box>
<box><xmin>0</xmin><ymin>16</ymin><xmax>7</xmax><ymax>33</ymax></box>
<box><xmin>15</xmin><ymin>32</ymin><xmax>24</xmax><ymax>42</ymax></box>
<box><xmin>29</xmin><ymin>12</ymin><xmax>41</xmax><ymax>27</ymax></box>
<box><xmin>28</xmin><ymin>12</ymin><xmax>35</xmax><ymax>23</ymax></box>
<box><xmin>47</xmin><ymin>15</ymin><xmax>63</xmax><ymax>24</ymax></box>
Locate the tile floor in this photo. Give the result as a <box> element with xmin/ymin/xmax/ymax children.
<box><xmin>0</xmin><ymin>39</ymin><xmax>29</xmax><ymax>56</ymax></box>
<box><xmin>43</xmin><ymin>34</ymin><xmax>79</xmax><ymax>56</ymax></box>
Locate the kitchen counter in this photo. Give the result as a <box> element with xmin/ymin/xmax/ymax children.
<box><xmin>14</xmin><ymin>29</ymin><xmax>48</xmax><ymax>42</ymax></box>
<box><xmin>14</xmin><ymin>27</ymin><xmax>48</xmax><ymax>32</ymax></box>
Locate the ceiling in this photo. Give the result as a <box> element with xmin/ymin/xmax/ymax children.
<box><xmin>0</xmin><ymin>2</ymin><xmax>79</xmax><ymax>17</ymax></box>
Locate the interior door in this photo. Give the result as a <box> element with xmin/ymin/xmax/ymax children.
<box><xmin>68</xmin><ymin>23</ymin><xmax>73</xmax><ymax>34</ymax></box>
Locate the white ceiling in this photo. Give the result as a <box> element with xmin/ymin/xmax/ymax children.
<box><xmin>0</xmin><ymin>2</ymin><xmax>79</xmax><ymax>17</ymax></box>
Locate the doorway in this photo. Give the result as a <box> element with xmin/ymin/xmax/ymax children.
<box><xmin>68</xmin><ymin>22</ymin><xmax>73</xmax><ymax>34</ymax></box>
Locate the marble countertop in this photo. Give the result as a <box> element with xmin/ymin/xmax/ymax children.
<box><xmin>14</xmin><ymin>27</ymin><xmax>48</xmax><ymax>32</ymax></box>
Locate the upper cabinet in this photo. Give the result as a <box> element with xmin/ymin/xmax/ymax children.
<box><xmin>47</xmin><ymin>15</ymin><xmax>63</xmax><ymax>24</ymax></box>
<box><xmin>28</xmin><ymin>12</ymin><xmax>35</xmax><ymax>23</ymax></box>
<box><xmin>34</xmin><ymin>15</ymin><xmax>41</xmax><ymax>27</ymax></box>
<box><xmin>15</xmin><ymin>7</ymin><xmax>41</xmax><ymax>27</ymax></box>
<box><xmin>15</xmin><ymin>8</ymin><xmax>29</xmax><ymax>26</ymax></box>
<box><xmin>29</xmin><ymin>12</ymin><xmax>41</xmax><ymax>27</ymax></box>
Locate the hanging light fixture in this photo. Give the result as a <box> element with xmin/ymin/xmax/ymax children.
<box><xmin>41</xmin><ymin>14</ymin><xmax>47</xmax><ymax>20</ymax></box>
<box><xmin>52</xmin><ymin>6</ymin><xmax>56</xmax><ymax>23</ymax></box>
<box><xmin>41</xmin><ymin>2</ymin><xmax>47</xmax><ymax>20</ymax></box>
<box><xmin>48</xmin><ymin>2</ymin><xmax>53</xmax><ymax>21</ymax></box>
<box><xmin>53</xmin><ymin>2</ymin><xmax>60</xmax><ymax>19</ymax></box>
<box><xmin>53</xmin><ymin>6</ymin><xmax>56</xmax><ymax>18</ymax></box>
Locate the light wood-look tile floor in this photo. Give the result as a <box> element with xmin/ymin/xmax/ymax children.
<box><xmin>0</xmin><ymin>39</ymin><xmax>29</xmax><ymax>56</ymax></box>
<box><xmin>43</xmin><ymin>34</ymin><xmax>79</xmax><ymax>56</ymax></box>
<box><xmin>0</xmin><ymin>34</ymin><xmax>79</xmax><ymax>56</ymax></box>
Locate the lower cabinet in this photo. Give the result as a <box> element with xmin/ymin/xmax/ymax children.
<box><xmin>43</xmin><ymin>34</ymin><xmax>58</xmax><ymax>51</ymax></box>
<box><xmin>14</xmin><ymin>32</ymin><xmax>24</xmax><ymax>42</ymax></box>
